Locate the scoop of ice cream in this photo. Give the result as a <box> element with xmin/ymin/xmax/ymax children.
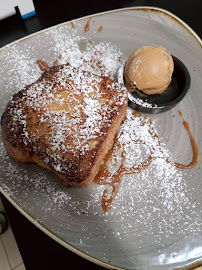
<box><xmin>124</xmin><ymin>46</ymin><xmax>174</xmax><ymax>95</ymax></box>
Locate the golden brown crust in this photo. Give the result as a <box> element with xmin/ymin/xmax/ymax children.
<box><xmin>1</xmin><ymin>64</ymin><xmax>128</xmax><ymax>187</ymax></box>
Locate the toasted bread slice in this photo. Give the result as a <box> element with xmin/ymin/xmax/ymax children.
<box><xmin>1</xmin><ymin>64</ymin><xmax>128</xmax><ymax>187</ymax></box>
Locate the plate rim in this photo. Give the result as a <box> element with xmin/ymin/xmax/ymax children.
<box><xmin>0</xmin><ymin>6</ymin><xmax>202</xmax><ymax>270</ymax></box>
<box><xmin>0</xmin><ymin>6</ymin><xmax>201</xmax><ymax>53</ymax></box>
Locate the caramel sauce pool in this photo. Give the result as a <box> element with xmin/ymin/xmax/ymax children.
<box><xmin>94</xmin><ymin>110</ymin><xmax>198</xmax><ymax>213</ymax></box>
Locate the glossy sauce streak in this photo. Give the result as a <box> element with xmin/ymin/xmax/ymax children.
<box><xmin>53</xmin><ymin>55</ymin><xmax>61</xmax><ymax>67</ymax></box>
<box><xmin>36</xmin><ymin>60</ymin><xmax>49</xmax><ymax>72</ymax></box>
<box><xmin>97</xmin><ymin>25</ymin><xmax>103</xmax><ymax>32</ymax></box>
<box><xmin>70</xmin><ymin>21</ymin><xmax>76</xmax><ymax>29</ymax></box>
<box><xmin>84</xmin><ymin>17</ymin><xmax>92</xmax><ymax>33</ymax></box>
<box><xmin>95</xmin><ymin>110</ymin><xmax>198</xmax><ymax>212</ymax></box>
<box><xmin>37</xmin><ymin>55</ymin><xmax>62</xmax><ymax>71</ymax></box>
<box><xmin>95</xmin><ymin>111</ymin><xmax>157</xmax><ymax>212</ymax></box>
<box><xmin>173</xmin><ymin>111</ymin><xmax>198</xmax><ymax>169</ymax></box>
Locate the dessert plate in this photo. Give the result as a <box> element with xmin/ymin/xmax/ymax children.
<box><xmin>0</xmin><ymin>7</ymin><xmax>202</xmax><ymax>270</ymax></box>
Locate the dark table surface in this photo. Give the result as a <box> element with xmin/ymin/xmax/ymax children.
<box><xmin>0</xmin><ymin>0</ymin><xmax>201</xmax><ymax>269</ymax></box>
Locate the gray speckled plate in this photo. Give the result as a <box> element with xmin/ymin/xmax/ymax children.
<box><xmin>0</xmin><ymin>7</ymin><xmax>202</xmax><ymax>270</ymax></box>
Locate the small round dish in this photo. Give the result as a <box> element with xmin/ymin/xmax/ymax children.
<box><xmin>127</xmin><ymin>55</ymin><xmax>191</xmax><ymax>114</ymax></box>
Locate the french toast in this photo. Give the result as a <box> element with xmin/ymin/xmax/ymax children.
<box><xmin>1</xmin><ymin>64</ymin><xmax>128</xmax><ymax>187</ymax></box>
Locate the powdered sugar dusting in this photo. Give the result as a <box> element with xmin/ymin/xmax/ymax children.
<box><xmin>45</xmin><ymin>27</ymin><xmax>123</xmax><ymax>80</ymax></box>
<box><xmin>128</xmin><ymin>91</ymin><xmax>157</xmax><ymax>108</ymax></box>
<box><xmin>1</xmin><ymin>44</ymin><xmax>41</xmax><ymax>91</ymax></box>
<box><xmin>5</xmin><ymin>63</ymin><xmax>127</xmax><ymax>178</ymax></box>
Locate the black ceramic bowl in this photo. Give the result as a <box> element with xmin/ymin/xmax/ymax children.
<box><xmin>127</xmin><ymin>56</ymin><xmax>191</xmax><ymax>114</ymax></box>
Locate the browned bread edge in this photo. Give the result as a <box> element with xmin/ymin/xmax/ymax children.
<box><xmin>1</xmin><ymin>66</ymin><xmax>128</xmax><ymax>187</ymax></box>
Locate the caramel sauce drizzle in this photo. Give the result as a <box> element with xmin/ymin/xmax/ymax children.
<box><xmin>53</xmin><ymin>55</ymin><xmax>62</xmax><ymax>67</ymax></box>
<box><xmin>37</xmin><ymin>55</ymin><xmax>62</xmax><ymax>72</ymax></box>
<box><xmin>70</xmin><ymin>21</ymin><xmax>76</xmax><ymax>29</ymax></box>
<box><xmin>172</xmin><ymin>110</ymin><xmax>198</xmax><ymax>169</ymax></box>
<box><xmin>36</xmin><ymin>60</ymin><xmax>49</xmax><ymax>72</ymax></box>
<box><xmin>84</xmin><ymin>17</ymin><xmax>92</xmax><ymax>33</ymax></box>
<box><xmin>95</xmin><ymin>110</ymin><xmax>199</xmax><ymax>213</ymax></box>
<box><xmin>97</xmin><ymin>25</ymin><xmax>103</xmax><ymax>32</ymax></box>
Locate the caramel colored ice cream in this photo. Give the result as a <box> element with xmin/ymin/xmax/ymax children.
<box><xmin>124</xmin><ymin>46</ymin><xmax>174</xmax><ymax>95</ymax></box>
